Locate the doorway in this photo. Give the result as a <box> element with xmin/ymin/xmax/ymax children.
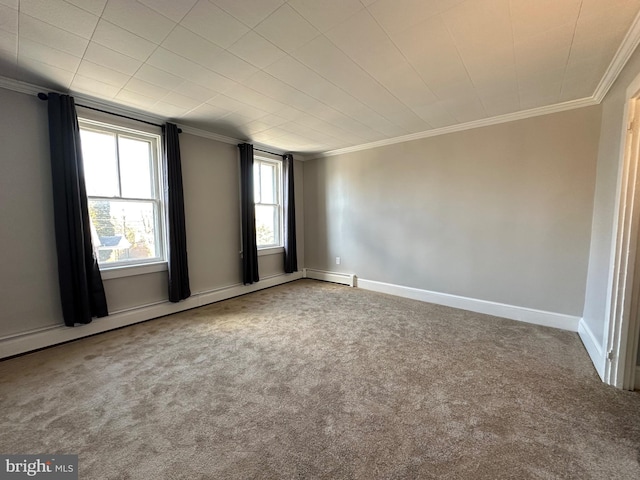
<box><xmin>605</xmin><ymin>81</ymin><xmax>640</xmax><ymax>390</ymax></box>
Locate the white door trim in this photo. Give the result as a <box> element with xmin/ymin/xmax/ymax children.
<box><xmin>604</xmin><ymin>73</ymin><xmax>640</xmax><ymax>390</ymax></box>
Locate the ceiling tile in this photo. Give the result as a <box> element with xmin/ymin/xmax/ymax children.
<box><xmin>254</xmin><ymin>4</ymin><xmax>320</xmax><ymax>53</ymax></box>
<box><xmin>0</xmin><ymin>3</ymin><xmax>17</xmax><ymax>33</ymax></box>
<box><xmin>19</xmin><ymin>0</ymin><xmax>99</xmax><ymax>39</ymax></box>
<box><xmin>509</xmin><ymin>0</ymin><xmax>581</xmax><ymax>43</ymax></box>
<box><xmin>152</xmin><ymin>101</ymin><xmax>192</xmax><ymax>118</ymax></box>
<box><xmin>138</xmin><ymin>0</ymin><xmax>199</xmax><ymax>22</ymax></box>
<box><xmin>288</xmin><ymin>0</ymin><xmax>364</xmax><ymax>32</ymax></box>
<box><xmin>18</xmin><ymin>57</ymin><xmax>75</xmax><ymax>88</ymax></box>
<box><xmin>134</xmin><ymin>64</ymin><xmax>184</xmax><ymax>90</ymax></box>
<box><xmin>479</xmin><ymin>92</ymin><xmax>520</xmax><ymax>117</ymax></box>
<box><xmin>76</xmin><ymin>60</ymin><xmax>130</xmax><ymax>88</ymax></box>
<box><xmin>19</xmin><ymin>14</ymin><xmax>88</xmax><ymax>57</ymax></box>
<box><xmin>84</xmin><ymin>42</ymin><xmax>142</xmax><ymax>76</ymax></box>
<box><xmin>64</xmin><ymin>0</ymin><xmax>107</xmax><ymax>16</ymax></box>
<box><xmin>325</xmin><ymin>8</ymin><xmax>388</xmax><ymax>57</ymax></box>
<box><xmin>243</xmin><ymin>70</ymin><xmax>318</xmax><ymax>111</ymax></box>
<box><xmin>228</xmin><ymin>31</ymin><xmax>286</xmax><ymax>69</ymax></box>
<box><xmin>368</xmin><ymin>0</ymin><xmax>465</xmax><ymax>34</ymax></box>
<box><xmin>161</xmin><ymin>26</ymin><xmax>224</xmax><ymax>69</ymax></box>
<box><xmin>411</xmin><ymin>102</ymin><xmax>457</xmax><ymax>128</ymax></box>
<box><xmin>472</xmin><ymin>67</ymin><xmax>519</xmax><ymax>98</ymax></box>
<box><xmin>181</xmin><ymin>0</ymin><xmax>249</xmax><ymax>48</ymax></box>
<box><xmin>115</xmin><ymin>89</ymin><xmax>158</xmax><ymax>108</ymax></box>
<box><xmin>187</xmin><ymin>102</ymin><xmax>232</xmax><ymax>122</ymax></box>
<box><xmin>580</xmin><ymin>0</ymin><xmax>640</xmax><ymax>18</ymax></box>
<box><xmin>442</xmin><ymin>0</ymin><xmax>513</xmax><ymax>56</ymax></box>
<box><xmin>224</xmin><ymin>84</ymin><xmax>289</xmax><ymax>113</ymax></box>
<box><xmin>71</xmin><ymin>74</ymin><xmax>120</xmax><ymax>98</ymax></box>
<box><xmin>264</xmin><ymin>55</ymin><xmax>347</xmax><ymax>105</ymax></box>
<box><xmin>440</xmin><ymin>96</ymin><xmax>487</xmax><ymax>123</ymax></box>
<box><xmin>0</xmin><ymin>28</ymin><xmax>16</xmax><ymax>55</ymax></box>
<box><xmin>124</xmin><ymin>77</ymin><xmax>171</xmax><ymax>99</ymax></box>
<box><xmin>211</xmin><ymin>0</ymin><xmax>284</xmax><ymax>28</ymax></box>
<box><xmin>206</xmin><ymin>51</ymin><xmax>258</xmax><ymax>82</ymax></box>
<box><xmin>18</xmin><ymin>37</ymin><xmax>81</xmax><ymax>72</ymax></box>
<box><xmin>204</xmin><ymin>93</ymin><xmax>248</xmax><ymax>113</ymax></box>
<box><xmin>374</xmin><ymin>62</ymin><xmax>438</xmax><ymax>107</ymax></box>
<box><xmin>391</xmin><ymin>15</ymin><xmax>469</xmax><ymax>91</ymax></box>
<box><xmin>102</xmin><ymin>0</ymin><xmax>175</xmax><ymax>44</ymax></box>
<box><xmin>292</xmin><ymin>36</ymin><xmax>402</xmax><ymax>115</ymax></box>
<box><xmin>171</xmin><ymin>80</ymin><xmax>219</xmax><ymax>102</ymax></box>
<box><xmin>518</xmin><ymin>67</ymin><xmax>564</xmax><ymax>93</ymax></box>
<box><xmin>147</xmin><ymin>48</ymin><xmax>212</xmax><ymax>83</ymax></box>
<box><xmin>92</xmin><ymin>19</ymin><xmax>157</xmax><ymax>61</ymax></box>
<box><xmin>159</xmin><ymin>91</ymin><xmax>203</xmax><ymax>110</ymax></box>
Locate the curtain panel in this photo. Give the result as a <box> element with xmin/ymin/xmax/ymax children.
<box><xmin>163</xmin><ymin>122</ymin><xmax>191</xmax><ymax>302</ymax></box>
<box><xmin>239</xmin><ymin>143</ymin><xmax>259</xmax><ymax>284</ymax></box>
<box><xmin>44</xmin><ymin>93</ymin><xmax>108</xmax><ymax>326</ymax></box>
<box><xmin>283</xmin><ymin>154</ymin><xmax>298</xmax><ymax>273</ymax></box>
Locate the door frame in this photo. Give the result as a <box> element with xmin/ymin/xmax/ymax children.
<box><xmin>605</xmin><ymin>73</ymin><xmax>640</xmax><ymax>390</ymax></box>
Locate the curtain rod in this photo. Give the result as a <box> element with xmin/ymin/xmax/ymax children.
<box><xmin>37</xmin><ymin>93</ymin><xmax>182</xmax><ymax>133</ymax></box>
<box><xmin>253</xmin><ymin>147</ymin><xmax>285</xmax><ymax>158</ymax></box>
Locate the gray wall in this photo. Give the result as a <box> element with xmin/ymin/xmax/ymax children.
<box><xmin>304</xmin><ymin>107</ymin><xmax>602</xmax><ymax>316</ymax></box>
<box><xmin>0</xmin><ymin>87</ymin><xmax>304</xmax><ymax>338</ymax></box>
<box><xmin>580</xmin><ymin>46</ymin><xmax>640</xmax><ymax>367</ymax></box>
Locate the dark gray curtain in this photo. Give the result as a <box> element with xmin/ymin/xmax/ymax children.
<box><xmin>283</xmin><ymin>154</ymin><xmax>298</xmax><ymax>273</ymax></box>
<box><xmin>45</xmin><ymin>93</ymin><xmax>108</xmax><ymax>326</ymax></box>
<box><xmin>163</xmin><ymin>123</ymin><xmax>191</xmax><ymax>302</ymax></box>
<box><xmin>239</xmin><ymin>143</ymin><xmax>259</xmax><ymax>284</ymax></box>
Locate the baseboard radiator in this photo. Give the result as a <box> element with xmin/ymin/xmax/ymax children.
<box><xmin>303</xmin><ymin>268</ymin><xmax>356</xmax><ymax>287</ymax></box>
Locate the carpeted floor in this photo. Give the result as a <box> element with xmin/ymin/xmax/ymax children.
<box><xmin>0</xmin><ymin>279</ymin><xmax>638</xmax><ymax>479</ymax></box>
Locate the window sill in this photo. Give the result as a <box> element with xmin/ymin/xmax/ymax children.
<box><xmin>100</xmin><ymin>262</ymin><xmax>168</xmax><ymax>280</ymax></box>
<box><xmin>257</xmin><ymin>246</ymin><xmax>284</xmax><ymax>257</ymax></box>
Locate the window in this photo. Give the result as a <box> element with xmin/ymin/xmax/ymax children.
<box><xmin>79</xmin><ymin>119</ymin><xmax>165</xmax><ymax>268</ymax></box>
<box><xmin>253</xmin><ymin>157</ymin><xmax>283</xmax><ymax>249</ymax></box>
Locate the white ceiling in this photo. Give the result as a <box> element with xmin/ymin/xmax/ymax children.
<box><xmin>0</xmin><ymin>0</ymin><xmax>639</xmax><ymax>154</ymax></box>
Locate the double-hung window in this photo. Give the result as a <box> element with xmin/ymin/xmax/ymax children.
<box><xmin>79</xmin><ymin>119</ymin><xmax>165</xmax><ymax>269</ymax></box>
<box><xmin>253</xmin><ymin>157</ymin><xmax>283</xmax><ymax>249</ymax></box>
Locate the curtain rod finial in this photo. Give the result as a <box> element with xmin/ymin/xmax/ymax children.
<box><xmin>37</xmin><ymin>92</ymin><xmax>48</xmax><ymax>100</ymax></box>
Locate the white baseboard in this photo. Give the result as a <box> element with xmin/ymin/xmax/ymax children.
<box><xmin>357</xmin><ymin>278</ymin><xmax>581</xmax><ymax>332</ymax></box>
<box><xmin>0</xmin><ymin>272</ymin><xmax>303</xmax><ymax>360</ymax></box>
<box><xmin>303</xmin><ymin>268</ymin><xmax>355</xmax><ymax>287</ymax></box>
<box><xmin>578</xmin><ymin>319</ymin><xmax>606</xmax><ymax>381</ymax></box>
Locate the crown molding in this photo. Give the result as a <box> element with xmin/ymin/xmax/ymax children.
<box><xmin>313</xmin><ymin>96</ymin><xmax>599</xmax><ymax>159</ymax></box>
<box><xmin>593</xmin><ymin>10</ymin><xmax>640</xmax><ymax>103</ymax></box>
<box><xmin>0</xmin><ymin>76</ymin><xmax>42</xmax><ymax>96</ymax></box>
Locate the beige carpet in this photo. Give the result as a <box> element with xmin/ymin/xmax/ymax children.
<box><xmin>1</xmin><ymin>279</ymin><xmax>638</xmax><ymax>479</ymax></box>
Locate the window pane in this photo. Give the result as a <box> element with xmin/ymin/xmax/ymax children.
<box><xmin>119</xmin><ymin>136</ymin><xmax>153</xmax><ymax>199</ymax></box>
<box><xmin>89</xmin><ymin>199</ymin><xmax>159</xmax><ymax>264</ymax></box>
<box><xmin>260</xmin><ymin>163</ymin><xmax>275</xmax><ymax>204</ymax></box>
<box><xmin>80</xmin><ymin>129</ymin><xmax>119</xmax><ymax>197</ymax></box>
<box><xmin>255</xmin><ymin>204</ymin><xmax>277</xmax><ymax>247</ymax></box>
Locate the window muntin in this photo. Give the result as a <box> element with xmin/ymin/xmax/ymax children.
<box><xmin>253</xmin><ymin>157</ymin><xmax>282</xmax><ymax>249</ymax></box>
<box><xmin>79</xmin><ymin>119</ymin><xmax>164</xmax><ymax>268</ymax></box>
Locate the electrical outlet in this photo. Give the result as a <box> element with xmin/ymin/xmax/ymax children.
<box><xmin>336</xmin><ymin>256</ymin><xmax>341</xmax><ymax>265</ymax></box>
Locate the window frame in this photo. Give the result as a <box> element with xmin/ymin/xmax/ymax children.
<box><xmin>78</xmin><ymin>118</ymin><xmax>167</xmax><ymax>273</ymax></box>
<box><xmin>253</xmin><ymin>155</ymin><xmax>284</xmax><ymax>251</ymax></box>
